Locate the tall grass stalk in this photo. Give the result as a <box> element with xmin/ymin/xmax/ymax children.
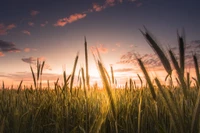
<box><xmin>177</xmin><ymin>30</ymin><xmax>185</xmax><ymax>76</ymax></box>
<box><xmin>138</xmin><ymin>89</ymin><xmax>143</xmax><ymax>133</ymax></box>
<box><xmin>98</xmin><ymin>61</ymin><xmax>118</xmax><ymax>133</ymax></box>
<box><xmin>110</xmin><ymin>65</ymin><xmax>115</xmax><ymax>85</ymax></box>
<box><xmin>193</xmin><ymin>54</ymin><xmax>200</xmax><ymax>87</ymax></box>
<box><xmin>84</xmin><ymin>37</ymin><xmax>90</xmax><ymax>90</ymax></box>
<box><xmin>70</xmin><ymin>52</ymin><xmax>79</xmax><ymax>94</ymax></box>
<box><xmin>169</xmin><ymin>50</ymin><xmax>187</xmax><ymax>98</ymax></box>
<box><xmin>136</xmin><ymin>57</ymin><xmax>156</xmax><ymax>101</ymax></box>
<box><xmin>17</xmin><ymin>80</ymin><xmax>23</xmax><ymax>94</ymax></box>
<box><xmin>141</xmin><ymin>28</ymin><xmax>172</xmax><ymax>76</ymax></box>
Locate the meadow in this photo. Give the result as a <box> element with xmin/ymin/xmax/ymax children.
<box><xmin>0</xmin><ymin>28</ymin><xmax>200</xmax><ymax>133</ymax></box>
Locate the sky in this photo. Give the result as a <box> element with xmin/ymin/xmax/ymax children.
<box><xmin>0</xmin><ymin>0</ymin><xmax>200</xmax><ymax>87</ymax></box>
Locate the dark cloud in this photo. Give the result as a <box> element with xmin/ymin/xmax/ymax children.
<box><xmin>22</xmin><ymin>57</ymin><xmax>36</xmax><ymax>64</ymax></box>
<box><xmin>0</xmin><ymin>40</ymin><xmax>21</xmax><ymax>54</ymax></box>
<box><xmin>22</xmin><ymin>56</ymin><xmax>52</xmax><ymax>70</ymax></box>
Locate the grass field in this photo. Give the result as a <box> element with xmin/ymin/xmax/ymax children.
<box><xmin>0</xmin><ymin>29</ymin><xmax>200</xmax><ymax>133</ymax></box>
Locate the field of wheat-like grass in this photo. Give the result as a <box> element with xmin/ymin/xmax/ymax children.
<box><xmin>0</xmin><ymin>28</ymin><xmax>200</xmax><ymax>133</ymax></box>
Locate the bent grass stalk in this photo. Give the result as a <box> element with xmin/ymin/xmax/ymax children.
<box><xmin>98</xmin><ymin>61</ymin><xmax>118</xmax><ymax>133</ymax></box>
<box><xmin>169</xmin><ymin>50</ymin><xmax>187</xmax><ymax>99</ymax></box>
<box><xmin>141</xmin><ymin>27</ymin><xmax>172</xmax><ymax>76</ymax></box>
<box><xmin>70</xmin><ymin>52</ymin><xmax>79</xmax><ymax>95</ymax></box>
<box><xmin>136</xmin><ymin>57</ymin><xmax>156</xmax><ymax>101</ymax></box>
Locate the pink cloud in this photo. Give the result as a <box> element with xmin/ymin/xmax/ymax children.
<box><xmin>97</xmin><ymin>44</ymin><xmax>108</xmax><ymax>53</ymax></box>
<box><xmin>0</xmin><ymin>52</ymin><xmax>5</xmax><ymax>57</ymax></box>
<box><xmin>41</xmin><ymin>21</ymin><xmax>48</xmax><ymax>27</ymax></box>
<box><xmin>6</xmin><ymin>24</ymin><xmax>16</xmax><ymax>30</ymax></box>
<box><xmin>54</xmin><ymin>13</ymin><xmax>87</xmax><ymax>27</ymax></box>
<box><xmin>28</xmin><ymin>22</ymin><xmax>34</xmax><ymax>26</ymax></box>
<box><xmin>105</xmin><ymin>0</ymin><xmax>116</xmax><ymax>6</ymax></box>
<box><xmin>0</xmin><ymin>23</ymin><xmax>16</xmax><ymax>35</ymax></box>
<box><xmin>24</xmin><ymin>48</ymin><xmax>31</xmax><ymax>52</ymax></box>
<box><xmin>22</xmin><ymin>30</ymin><xmax>31</xmax><ymax>35</ymax></box>
<box><xmin>92</xmin><ymin>3</ymin><xmax>104</xmax><ymax>12</ymax></box>
<box><xmin>30</xmin><ymin>10</ymin><xmax>40</xmax><ymax>16</ymax></box>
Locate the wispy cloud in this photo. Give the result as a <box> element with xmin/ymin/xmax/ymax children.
<box><xmin>53</xmin><ymin>0</ymin><xmax>140</xmax><ymax>27</ymax></box>
<box><xmin>40</xmin><ymin>21</ymin><xmax>48</xmax><ymax>27</ymax></box>
<box><xmin>114</xmin><ymin>68</ymin><xmax>134</xmax><ymax>72</ymax></box>
<box><xmin>22</xmin><ymin>56</ymin><xmax>52</xmax><ymax>70</ymax></box>
<box><xmin>0</xmin><ymin>23</ymin><xmax>16</xmax><ymax>35</ymax></box>
<box><xmin>54</xmin><ymin>13</ymin><xmax>87</xmax><ymax>27</ymax></box>
<box><xmin>28</xmin><ymin>22</ymin><xmax>34</xmax><ymax>26</ymax></box>
<box><xmin>105</xmin><ymin>0</ymin><xmax>116</xmax><ymax>6</ymax></box>
<box><xmin>0</xmin><ymin>40</ymin><xmax>21</xmax><ymax>54</ymax></box>
<box><xmin>30</xmin><ymin>10</ymin><xmax>40</xmax><ymax>16</ymax></box>
<box><xmin>22</xmin><ymin>57</ymin><xmax>36</xmax><ymax>64</ymax></box>
<box><xmin>22</xmin><ymin>30</ymin><xmax>31</xmax><ymax>35</ymax></box>
<box><xmin>24</xmin><ymin>48</ymin><xmax>30</xmax><ymax>52</ymax></box>
<box><xmin>92</xmin><ymin>3</ymin><xmax>104</xmax><ymax>12</ymax></box>
<box><xmin>6</xmin><ymin>24</ymin><xmax>16</xmax><ymax>30</ymax></box>
<box><xmin>23</xmin><ymin>47</ymin><xmax>37</xmax><ymax>52</ymax></box>
<box><xmin>120</xmin><ymin>39</ymin><xmax>200</xmax><ymax>70</ymax></box>
<box><xmin>97</xmin><ymin>44</ymin><xmax>108</xmax><ymax>53</ymax></box>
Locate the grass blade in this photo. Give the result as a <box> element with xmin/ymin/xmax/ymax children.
<box><xmin>137</xmin><ymin>57</ymin><xmax>156</xmax><ymax>101</ymax></box>
<box><xmin>30</xmin><ymin>65</ymin><xmax>36</xmax><ymax>89</ymax></box>
<box><xmin>193</xmin><ymin>54</ymin><xmax>200</xmax><ymax>87</ymax></box>
<box><xmin>70</xmin><ymin>52</ymin><xmax>79</xmax><ymax>94</ymax></box>
<box><xmin>177</xmin><ymin>30</ymin><xmax>185</xmax><ymax>76</ymax></box>
<box><xmin>141</xmin><ymin>27</ymin><xmax>172</xmax><ymax>76</ymax></box>
<box><xmin>84</xmin><ymin>36</ymin><xmax>90</xmax><ymax>90</ymax></box>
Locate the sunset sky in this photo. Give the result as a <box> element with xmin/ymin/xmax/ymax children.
<box><xmin>0</xmin><ymin>0</ymin><xmax>200</xmax><ymax>87</ymax></box>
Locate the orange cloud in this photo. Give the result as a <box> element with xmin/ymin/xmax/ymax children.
<box><xmin>22</xmin><ymin>30</ymin><xmax>31</xmax><ymax>35</ymax></box>
<box><xmin>92</xmin><ymin>3</ymin><xmax>104</xmax><ymax>12</ymax></box>
<box><xmin>0</xmin><ymin>23</ymin><xmax>16</xmax><ymax>35</ymax></box>
<box><xmin>54</xmin><ymin>13</ymin><xmax>87</xmax><ymax>27</ymax></box>
<box><xmin>30</xmin><ymin>10</ymin><xmax>40</xmax><ymax>16</ymax></box>
<box><xmin>24</xmin><ymin>48</ymin><xmax>30</xmax><ymax>52</ymax></box>
<box><xmin>97</xmin><ymin>44</ymin><xmax>108</xmax><ymax>53</ymax></box>
<box><xmin>105</xmin><ymin>0</ymin><xmax>116</xmax><ymax>6</ymax></box>
<box><xmin>28</xmin><ymin>22</ymin><xmax>34</xmax><ymax>26</ymax></box>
